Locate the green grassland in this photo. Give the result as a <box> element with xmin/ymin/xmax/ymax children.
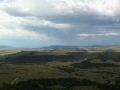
<box><xmin>0</xmin><ymin>47</ymin><xmax>120</xmax><ymax>90</ymax></box>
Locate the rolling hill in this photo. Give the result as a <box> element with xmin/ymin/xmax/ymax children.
<box><xmin>0</xmin><ymin>50</ymin><xmax>120</xmax><ymax>67</ymax></box>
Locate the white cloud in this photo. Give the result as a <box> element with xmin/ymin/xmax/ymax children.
<box><xmin>55</xmin><ymin>0</ymin><xmax>120</xmax><ymax>16</ymax></box>
<box><xmin>0</xmin><ymin>7</ymin><xmax>69</xmax><ymax>43</ymax></box>
<box><xmin>0</xmin><ymin>11</ymin><xmax>49</xmax><ymax>40</ymax></box>
<box><xmin>38</xmin><ymin>19</ymin><xmax>72</xmax><ymax>30</ymax></box>
<box><xmin>1</xmin><ymin>0</ymin><xmax>120</xmax><ymax>17</ymax></box>
<box><xmin>78</xmin><ymin>32</ymin><xmax>120</xmax><ymax>37</ymax></box>
<box><xmin>0</xmin><ymin>27</ymin><xmax>49</xmax><ymax>40</ymax></box>
<box><xmin>19</xmin><ymin>16</ymin><xmax>72</xmax><ymax>30</ymax></box>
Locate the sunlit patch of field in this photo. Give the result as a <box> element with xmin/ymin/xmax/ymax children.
<box><xmin>0</xmin><ymin>49</ymin><xmax>21</xmax><ymax>56</ymax></box>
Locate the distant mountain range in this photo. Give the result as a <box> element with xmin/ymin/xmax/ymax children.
<box><xmin>43</xmin><ymin>45</ymin><xmax>120</xmax><ymax>49</ymax></box>
<box><xmin>0</xmin><ymin>45</ymin><xmax>120</xmax><ymax>49</ymax></box>
<box><xmin>43</xmin><ymin>45</ymin><xmax>81</xmax><ymax>49</ymax></box>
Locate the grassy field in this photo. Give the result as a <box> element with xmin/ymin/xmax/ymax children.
<box><xmin>0</xmin><ymin>47</ymin><xmax>120</xmax><ymax>90</ymax></box>
<box><xmin>0</xmin><ymin>63</ymin><xmax>120</xmax><ymax>90</ymax></box>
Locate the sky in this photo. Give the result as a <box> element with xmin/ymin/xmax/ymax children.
<box><xmin>0</xmin><ymin>0</ymin><xmax>120</xmax><ymax>47</ymax></box>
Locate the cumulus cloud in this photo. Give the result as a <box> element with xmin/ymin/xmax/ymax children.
<box><xmin>20</xmin><ymin>17</ymin><xmax>72</xmax><ymax>30</ymax></box>
<box><xmin>1</xmin><ymin>0</ymin><xmax>120</xmax><ymax>17</ymax></box>
<box><xmin>0</xmin><ymin>28</ymin><xmax>48</xmax><ymax>41</ymax></box>
<box><xmin>0</xmin><ymin>0</ymin><xmax>120</xmax><ymax>47</ymax></box>
<box><xmin>0</xmin><ymin>10</ymin><xmax>49</xmax><ymax>44</ymax></box>
<box><xmin>55</xmin><ymin>0</ymin><xmax>120</xmax><ymax>16</ymax></box>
